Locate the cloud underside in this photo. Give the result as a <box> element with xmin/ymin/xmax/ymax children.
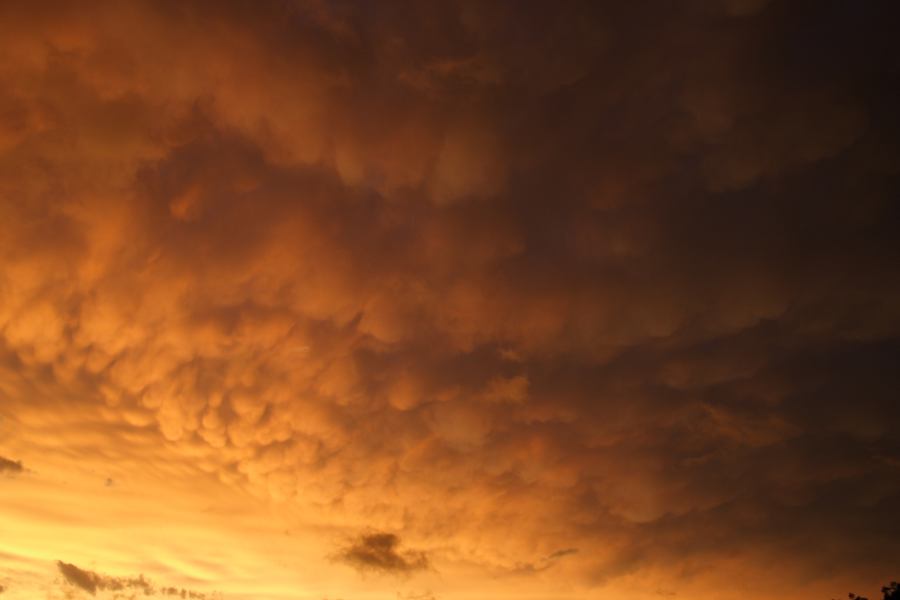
<box><xmin>0</xmin><ymin>0</ymin><xmax>898</xmax><ymax>595</ymax></box>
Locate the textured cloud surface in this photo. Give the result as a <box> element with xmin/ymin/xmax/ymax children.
<box><xmin>0</xmin><ymin>1</ymin><xmax>899</xmax><ymax>599</ymax></box>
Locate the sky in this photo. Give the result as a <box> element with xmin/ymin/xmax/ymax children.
<box><xmin>0</xmin><ymin>1</ymin><xmax>899</xmax><ymax>599</ymax></box>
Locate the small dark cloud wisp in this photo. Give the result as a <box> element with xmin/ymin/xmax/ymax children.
<box><xmin>56</xmin><ymin>560</ymin><xmax>213</xmax><ymax>598</ymax></box>
<box><xmin>512</xmin><ymin>547</ymin><xmax>580</xmax><ymax>575</ymax></box>
<box><xmin>0</xmin><ymin>456</ymin><xmax>23</xmax><ymax>475</ymax></box>
<box><xmin>547</xmin><ymin>548</ymin><xmax>579</xmax><ymax>561</ymax></box>
<box><xmin>57</xmin><ymin>561</ymin><xmax>105</xmax><ymax>595</ymax></box>
<box><xmin>334</xmin><ymin>532</ymin><xmax>429</xmax><ymax>575</ymax></box>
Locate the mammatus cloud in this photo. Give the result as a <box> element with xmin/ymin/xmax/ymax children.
<box><xmin>56</xmin><ymin>561</ymin><xmax>214</xmax><ymax>598</ymax></box>
<box><xmin>0</xmin><ymin>1</ymin><xmax>898</xmax><ymax>598</ymax></box>
<box><xmin>0</xmin><ymin>457</ymin><xmax>23</xmax><ymax>475</ymax></box>
<box><xmin>335</xmin><ymin>533</ymin><xmax>429</xmax><ymax>575</ymax></box>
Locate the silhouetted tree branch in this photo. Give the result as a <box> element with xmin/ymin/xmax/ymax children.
<box><xmin>836</xmin><ymin>581</ymin><xmax>899</xmax><ymax>600</ymax></box>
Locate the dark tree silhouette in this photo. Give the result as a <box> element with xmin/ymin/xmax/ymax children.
<box><xmin>837</xmin><ymin>581</ymin><xmax>900</xmax><ymax>600</ymax></box>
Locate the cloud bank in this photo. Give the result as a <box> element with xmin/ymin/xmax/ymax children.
<box><xmin>0</xmin><ymin>1</ymin><xmax>898</xmax><ymax>598</ymax></box>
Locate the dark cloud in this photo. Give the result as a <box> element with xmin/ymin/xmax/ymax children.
<box><xmin>512</xmin><ymin>548</ymin><xmax>580</xmax><ymax>575</ymax></box>
<box><xmin>547</xmin><ymin>548</ymin><xmax>579</xmax><ymax>561</ymax></box>
<box><xmin>57</xmin><ymin>561</ymin><xmax>105</xmax><ymax>595</ymax></box>
<box><xmin>0</xmin><ymin>0</ymin><xmax>898</xmax><ymax>597</ymax></box>
<box><xmin>0</xmin><ymin>456</ymin><xmax>23</xmax><ymax>475</ymax></box>
<box><xmin>335</xmin><ymin>533</ymin><xmax>429</xmax><ymax>575</ymax></box>
<box><xmin>56</xmin><ymin>560</ymin><xmax>212</xmax><ymax>598</ymax></box>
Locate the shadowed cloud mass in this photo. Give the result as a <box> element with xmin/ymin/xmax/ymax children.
<box><xmin>335</xmin><ymin>532</ymin><xmax>430</xmax><ymax>575</ymax></box>
<box><xmin>0</xmin><ymin>457</ymin><xmax>23</xmax><ymax>475</ymax></box>
<box><xmin>0</xmin><ymin>0</ymin><xmax>898</xmax><ymax>598</ymax></box>
<box><xmin>56</xmin><ymin>560</ymin><xmax>213</xmax><ymax>598</ymax></box>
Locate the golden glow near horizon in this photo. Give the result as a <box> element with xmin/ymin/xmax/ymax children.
<box><xmin>1</xmin><ymin>1</ymin><xmax>899</xmax><ymax>599</ymax></box>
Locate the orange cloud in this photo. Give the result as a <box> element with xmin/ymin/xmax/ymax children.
<box><xmin>0</xmin><ymin>2</ymin><xmax>899</xmax><ymax>600</ymax></box>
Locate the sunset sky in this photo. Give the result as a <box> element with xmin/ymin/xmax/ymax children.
<box><xmin>1</xmin><ymin>1</ymin><xmax>899</xmax><ymax>599</ymax></box>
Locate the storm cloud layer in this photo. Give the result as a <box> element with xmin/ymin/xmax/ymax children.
<box><xmin>0</xmin><ymin>1</ymin><xmax>899</xmax><ymax>598</ymax></box>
